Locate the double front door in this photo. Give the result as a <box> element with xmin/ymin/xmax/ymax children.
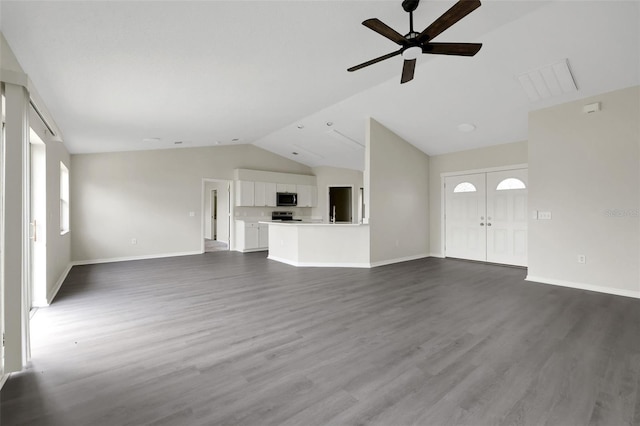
<box><xmin>445</xmin><ymin>169</ymin><xmax>528</xmax><ymax>267</ymax></box>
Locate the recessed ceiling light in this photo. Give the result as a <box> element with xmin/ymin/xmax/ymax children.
<box><xmin>326</xmin><ymin>121</ymin><xmax>333</xmax><ymax>127</ymax></box>
<box><xmin>232</xmin><ymin>138</ymin><xmax>240</xmax><ymax>142</ymax></box>
<box><xmin>142</xmin><ymin>137</ymin><xmax>161</xmax><ymax>143</ymax></box>
<box><xmin>297</xmin><ymin>124</ymin><xmax>304</xmax><ymax>129</ymax></box>
<box><xmin>292</xmin><ymin>152</ymin><xmax>299</xmax><ymax>155</ymax></box>
<box><xmin>457</xmin><ymin>123</ymin><xmax>476</xmax><ymax>133</ymax></box>
<box><xmin>174</xmin><ymin>141</ymin><xmax>183</xmax><ymax>145</ymax></box>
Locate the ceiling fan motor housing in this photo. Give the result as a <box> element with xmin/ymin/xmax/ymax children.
<box><xmin>402</xmin><ymin>0</ymin><xmax>420</xmax><ymax>13</ymax></box>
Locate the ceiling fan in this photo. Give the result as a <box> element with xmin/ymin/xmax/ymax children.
<box><xmin>348</xmin><ymin>0</ymin><xmax>482</xmax><ymax>84</ymax></box>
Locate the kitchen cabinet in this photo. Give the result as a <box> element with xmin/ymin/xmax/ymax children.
<box><xmin>235</xmin><ymin>181</ymin><xmax>254</xmax><ymax>206</ymax></box>
<box><xmin>235</xmin><ymin>221</ymin><xmax>269</xmax><ymax>252</ymax></box>
<box><xmin>296</xmin><ymin>184</ymin><xmax>317</xmax><ymax>207</ymax></box>
<box><xmin>276</xmin><ymin>183</ymin><xmax>296</xmax><ymax>193</ymax></box>
<box><xmin>255</xmin><ymin>182</ymin><xmax>276</xmax><ymax>207</ymax></box>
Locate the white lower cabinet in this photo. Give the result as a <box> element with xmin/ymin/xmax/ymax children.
<box><xmin>235</xmin><ymin>221</ymin><xmax>269</xmax><ymax>252</ymax></box>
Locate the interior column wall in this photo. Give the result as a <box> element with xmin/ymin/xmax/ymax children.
<box><xmin>366</xmin><ymin>118</ymin><xmax>430</xmax><ymax>266</ymax></box>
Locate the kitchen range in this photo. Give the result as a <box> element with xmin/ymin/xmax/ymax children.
<box><xmin>271</xmin><ymin>211</ymin><xmax>301</xmax><ymax>222</ymax></box>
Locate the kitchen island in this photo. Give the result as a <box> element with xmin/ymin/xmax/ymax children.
<box><xmin>261</xmin><ymin>221</ymin><xmax>370</xmax><ymax>267</ymax></box>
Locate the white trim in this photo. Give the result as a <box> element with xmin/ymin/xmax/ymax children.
<box><xmin>440</xmin><ymin>163</ymin><xmax>528</xmax><ymax>178</ymax></box>
<box><xmin>428</xmin><ymin>252</ymin><xmax>445</xmax><ymax>258</ymax></box>
<box><xmin>0</xmin><ymin>69</ymin><xmax>28</xmax><ymax>87</ymax></box>
<box><xmin>236</xmin><ymin>247</ymin><xmax>268</xmax><ymax>253</ymax></box>
<box><xmin>0</xmin><ymin>373</ymin><xmax>8</xmax><ymax>390</ymax></box>
<box><xmin>72</xmin><ymin>250</ymin><xmax>202</xmax><ymax>266</ymax></box>
<box><xmin>267</xmin><ymin>255</ymin><xmax>370</xmax><ymax>268</ymax></box>
<box><xmin>369</xmin><ymin>253</ymin><xmax>430</xmax><ymax>267</ymax></box>
<box><xmin>525</xmin><ymin>275</ymin><xmax>640</xmax><ymax>299</ymax></box>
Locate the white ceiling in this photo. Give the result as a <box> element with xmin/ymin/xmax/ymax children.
<box><xmin>1</xmin><ymin>1</ymin><xmax>638</xmax><ymax>171</ymax></box>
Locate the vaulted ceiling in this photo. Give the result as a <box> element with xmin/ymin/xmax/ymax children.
<box><xmin>1</xmin><ymin>1</ymin><xmax>638</xmax><ymax>170</ymax></box>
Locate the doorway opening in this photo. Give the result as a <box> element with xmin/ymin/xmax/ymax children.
<box><xmin>202</xmin><ymin>179</ymin><xmax>231</xmax><ymax>252</ymax></box>
<box><xmin>329</xmin><ymin>186</ymin><xmax>353</xmax><ymax>223</ymax></box>
<box><xmin>0</xmin><ymin>86</ymin><xmax>5</xmax><ymax>379</ymax></box>
<box><xmin>29</xmin><ymin>128</ymin><xmax>47</xmax><ymax>308</ymax></box>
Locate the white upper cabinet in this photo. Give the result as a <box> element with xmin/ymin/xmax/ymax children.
<box><xmin>265</xmin><ymin>182</ymin><xmax>277</xmax><ymax>207</ymax></box>
<box><xmin>296</xmin><ymin>184</ymin><xmax>317</xmax><ymax>207</ymax></box>
<box><xmin>236</xmin><ymin>181</ymin><xmax>255</xmax><ymax>206</ymax></box>
<box><xmin>254</xmin><ymin>181</ymin><xmax>266</xmax><ymax>206</ymax></box>
<box><xmin>276</xmin><ymin>183</ymin><xmax>296</xmax><ymax>193</ymax></box>
<box><xmin>254</xmin><ymin>182</ymin><xmax>277</xmax><ymax>207</ymax></box>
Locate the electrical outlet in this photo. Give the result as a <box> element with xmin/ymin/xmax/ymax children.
<box><xmin>577</xmin><ymin>255</ymin><xmax>586</xmax><ymax>264</ymax></box>
<box><xmin>189</xmin><ymin>211</ymin><xmax>195</xmax><ymax>217</ymax></box>
<box><xmin>131</xmin><ymin>238</ymin><xmax>137</xmax><ymax>245</ymax></box>
<box><xmin>539</xmin><ymin>211</ymin><xmax>552</xmax><ymax>220</ymax></box>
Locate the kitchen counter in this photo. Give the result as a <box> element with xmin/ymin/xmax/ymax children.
<box><xmin>262</xmin><ymin>221</ymin><xmax>370</xmax><ymax>267</ymax></box>
<box><xmin>259</xmin><ymin>220</ymin><xmax>361</xmax><ymax>226</ymax></box>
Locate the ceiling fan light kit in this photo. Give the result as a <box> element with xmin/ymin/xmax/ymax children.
<box><xmin>348</xmin><ymin>0</ymin><xmax>483</xmax><ymax>84</ymax></box>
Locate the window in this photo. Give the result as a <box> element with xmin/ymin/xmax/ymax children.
<box><xmin>496</xmin><ymin>178</ymin><xmax>526</xmax><ymax>191</ymax></box>
<box><xmin>60</xmin><ymin>162</ymin><xmax>69</xmax><ymax>234</ymax></box>
<box><xmin>453</xmin><ymin>182</ymin><xmax>477</xmax><ymax>193</ymax></box>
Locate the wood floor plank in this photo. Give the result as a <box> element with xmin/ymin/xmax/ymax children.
<box><xmin>1</xmin><ymin>252</ymin><xmax>639</xmax><ymax>425</ymax></box>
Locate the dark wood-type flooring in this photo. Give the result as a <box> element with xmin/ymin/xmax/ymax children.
<box><xmin>2</xmin><ymin>252</ymin><xmax>639</xmax><ymax>425</ymax></box>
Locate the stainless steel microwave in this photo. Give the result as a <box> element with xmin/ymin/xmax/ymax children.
<box><xmin>276</xmin><ymin>192</ymin><xmax>297</xmax><ymax>206</ymax></box>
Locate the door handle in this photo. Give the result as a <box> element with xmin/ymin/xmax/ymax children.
<box><xmin>480</xmin><ymin>223</ymin><xmax>485</xmax><ymax>226</ymax></box>
<box><xmin>487</xmin><ymin>223</ymin><xmax>492</xmax><ymax>226</ymax></box>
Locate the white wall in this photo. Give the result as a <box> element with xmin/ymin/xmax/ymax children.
<box><xmin>527</xmin><ymin>86</ymin><xmax>640</xmax><ymax>297</ymax></box>
<box><xmin>428</xmin><ymin>141</ymin><xmax>528</xmax><ymax>256</ymax></box>
<box><xmin>311</xmin><ymin>166</ymin><xmax>363</xmax><ymax>223</ymax></box>
<box><xmin>366</xmin><ymin>118</ymin><xmax>430</xmax><ymax>265</ymax></box>
<box><xmin>71</xmin><ymin>145</ymin><xmax>312</xmax><ymax>262</ymax></box>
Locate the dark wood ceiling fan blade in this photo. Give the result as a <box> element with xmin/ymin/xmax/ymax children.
<box><xmin>400</xmin><ymin>59</ymin><xmax>416</xmax><ymax>84</ymax></box>
<box><xmin>417</xmin><ymin>0</ymin><xmax>481</xmax><ymax>43</ymax></box>
<box><xmin>363</xmin><ymin>18</ymin><xmax>408</xmax><ymax>45</ymax></box>
<box><xmin>348</xmin><ymin>49</ymin><xmax>403</xmax><ymax>72</ymax></box>
<box><xmin>422</xmin><ymin>42</ymin><xmax>482</xmax><ymax>56</ymax></box>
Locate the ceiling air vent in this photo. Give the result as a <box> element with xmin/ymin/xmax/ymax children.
<box><xmin>517</xmin><ymin>59</ymin><xmax>577</xmax><ymax>102</ymax></box>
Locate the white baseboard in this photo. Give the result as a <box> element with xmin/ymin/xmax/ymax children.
<box><xmin>267</xmin><ymin>255</ymin><xmax>370</xmax><ymax>268</ymax></box>
<box><xmin>72</xmin><ymin>250</ymin><xmax>203</xmax><ymax>266</ymax></box>
<box><xmin>235</xmin><ymin>248</ymin><xmax>268</xmax><ymax>253</ymax></box>
<box><xmin>428</xmin><ymin>252</ymin><xmax>445</xmax><ymax>259</ymax></box>
<box><xmin>525</xmin><ymin>275</ymin><xmax>640</xmax><ymax>299</ymax></box>
<box><xmin>44</xmin><ymin>263</ymin><xmax>73</xmax><ymax>305</ymax></box>
<box><xmin>369</xmin><ymin>253</ymin><xmax>430</xmax><ymax>268</ymax></box>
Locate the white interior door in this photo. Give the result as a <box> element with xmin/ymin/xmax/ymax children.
<box><xmin>445</xmin><ymin>173</ymin><xmax>487</xmax><ymax>261</ymax></box>
<box><xmin>486</xmin><ymin>169</ymin><xmax>528</xmax><ymax>266</ymax></box>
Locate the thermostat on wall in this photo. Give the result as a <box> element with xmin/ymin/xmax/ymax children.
<box><xmin>583</xmin><ymin>102</ymin><xmax>601</xmax><ymax>114</ymax></box>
